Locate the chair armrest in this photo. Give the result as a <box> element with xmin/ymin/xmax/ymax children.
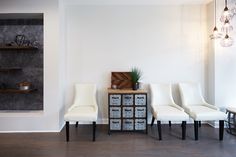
<box><xmin>203</xmin><ymin>103</ymin><xmax>219</xmax><ymax>110</ymax></box>
<box><xmin>180</xmin><ymin>105</ymin><xmax>192</xmax><ymax>114</ymax></box>
<box><xmin>68</xmin><ymin>104</ymin><xmax>77</xmax><ymax>112</ymax></box>
<box><xmin>171</xmin><ymin>104</ymin><xmax>184</xmax><ymax>111</ymax></box>
<box><xmin>93</xmin><ymin>103</ymin><xmax>98</xmax><ymax>113</ymax></box>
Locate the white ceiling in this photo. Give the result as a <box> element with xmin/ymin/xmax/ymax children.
<box><xmin>64</xmin><ymin>0</ymin><xmax>213</xmax><ymax>5</ymax></box>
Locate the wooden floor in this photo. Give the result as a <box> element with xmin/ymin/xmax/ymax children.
<box><xmin>0</xmin><ymin>124</ymin><xmax>236</xmax><ymax>157</ymax></box>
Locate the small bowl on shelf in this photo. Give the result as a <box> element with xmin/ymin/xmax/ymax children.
<box><xmin>18</xmin><ymin>82</ymin><xmax>31</xmax><ymax>91</ymax></box>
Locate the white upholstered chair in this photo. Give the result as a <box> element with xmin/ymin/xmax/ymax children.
<box><xmin>150</xmin><ymin>83</ymin><xmax>189</xmax><ymax>140</ymax></box>
<box><xmin>64</xmin><ymin>84</ymin><xmax>98</xmax><ymax>142</ymax></box>
<box><xmin>178</xmin><ymin>82</ymin><xmax>226</xmax><ymax>140</ymax></box>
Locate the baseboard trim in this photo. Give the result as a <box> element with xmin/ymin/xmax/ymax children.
<box><xmin>0</xmin><ymin>130</ymin><xmax>61</xmax><ymax>133</ymax></box>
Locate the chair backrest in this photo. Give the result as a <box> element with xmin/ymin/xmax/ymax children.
<box><xmin>150</xmin><ymin>83</ymin><xmax>175</xmax><ymax>106</ymax></box>
<box><xmin>73</xmin><ymin>84</ymin><xmax>96</xmax><ymax>106</ymax></box>
<box><xmin>178</xmin><ymin>82</ymin><xmax>205</xmax><ymax>106</ymax></box>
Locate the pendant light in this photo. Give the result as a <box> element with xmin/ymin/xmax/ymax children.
<box><xmin>221</xmin><ymin>18</ymin><xmax>233</xmax><ymax>33</ymax></box>
<box><xmin>220</xmin><ymin>34</ymin><xmax>234</xmax><ymax>47</ymax></box>
<box><xmin>220</xmin><ymin>0</ymin><xmax>233</xmax><ymax>22</ymax></box>
<box><xmin>210</xmin><ymin>0</ymin><xmax>222</xmax><ymax>39</ymax></box>
<box><xmin>220</xmin><ymin>0</ymin><xmax>234</xmax><ymax>47</ymax></box>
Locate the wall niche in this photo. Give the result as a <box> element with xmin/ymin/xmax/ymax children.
<box><xmin>0</xmin><ymin>13</ymin><xmax>43</xmax><ymax>110</ymax></box>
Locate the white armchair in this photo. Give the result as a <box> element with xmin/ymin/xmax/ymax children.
<box><xmin>178</xmin><ymin>82</ymin><xmax>226</xmax><ymax>140</ymax></box>
<box><xmin>64</xmin><ymin>84</ymin><xmax>98</xmax><ymax>142</ymax></box>
<box><xmin>150</xmin><ymin>83</ymin><xmax>189</xmax><ymax>140</ymax></box>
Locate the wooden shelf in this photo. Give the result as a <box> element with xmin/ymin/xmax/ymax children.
<box><xmin>0</xmin><ymin>89</ymin><xmax>37</xmax><ymax>94</ymax></box>
<box><xmin>0</xmin><ymin>68</ymin><xmax>22</xmax><ymax>72</ymax></box>
<box><xmin>0</xmin><ymin>46</ymin><xmax>38</xmax><ymax>50</ymax></box>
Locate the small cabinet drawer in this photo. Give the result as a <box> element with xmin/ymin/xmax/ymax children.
<box><xmin>135</xmin><ymin>94</ymin><xmax>146</xmax><ymax>106</ymax></box>
<box><xmin>135</xmin><ymin>107</ymin><xmax>146</xmax><ymax>118</ymax></box>
<box><xmin>109</xmin><ymin>94</ymin><xmax>121</xmax><ymax>106</ymax></box>
<box><xmin>123</xmin><ymin>119</ymin><xmax>134</xmax><ymax>130</ymax></box>
<box><xmin>110</xmin><ymin>107</ymin><xmax>121</xmax><ymax>118</ymax></box>
<box><xmin>123</xmin><ymin>107</ymin><xmax>133</xmax><ymax>118</ymax></box>
<box><xmin>122</xmin><ymin>94</ymin><xmax>133</xmax><ymax>106</ymax></box>
<box><xmin>110</xmin><ymin>119</ymin><xmax>121</xmax><ymax>130</ymax></box>
<box><xmin>135</xmin><ymin>119</ymin><xmax>146</xmax><ymax>130</ymax></box>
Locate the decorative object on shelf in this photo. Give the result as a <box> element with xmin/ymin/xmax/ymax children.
<box><xmin>111</xmin><ymin>84</ymin><xmax>117</xmax><ymax>89</ymax></box>
<box><xmin>111</xmin><ymin>72</ymin><xmax>132</xmax><ymax>89</ymax></box>
<box><xmin>17</xmin><ymin>81</ymin><xmax>31</xmax><ymax>90</ymax></box>
<box><xmin>15</xmin><ymin>35</ymin><xmax>25</xmax><ymax>46</ymax></box>
<box><xmin>32</xmin><ymin>41</ymin><xmax>40</xmax><ymax>48</ymax></box>
<box><xmin>130</xmin><ymin>67</ymin><xmax>142</xmax><ymax>90</ymax></box>
<box><xmin>210</xmin><ymin>0</ymin><xmax>235</xmax><ymax>47</ymax></box>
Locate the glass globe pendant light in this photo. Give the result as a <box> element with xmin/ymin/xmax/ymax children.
<box><xmin>220</xmin><ymin>0</ymin><xmax>233</xmax><ymax>22</ymax></box>
<box><xmin>221</xmin><ymin>18</ymin><xmax>233</xmax><ymax>33</ymax></box>
<box><xmin>210</xmin><ymin>0</ymin><xmax>222</xmax><ymax>39</ymax></box>
<box><xmin>220</xmin><ymin>34</ymin><xmax>234</xmax><ymax>47</ymax></box>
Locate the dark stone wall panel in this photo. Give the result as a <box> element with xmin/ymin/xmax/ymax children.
<box><xmin>0</xmin><ymin>24</ymin><xmax>43</xmax><ymax>110</ymax></box>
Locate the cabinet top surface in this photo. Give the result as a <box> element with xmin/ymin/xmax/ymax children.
<box><xmin>107</xmin><ymin>88</ymin><xmax>147</xmax><ymax>94</ymax></box>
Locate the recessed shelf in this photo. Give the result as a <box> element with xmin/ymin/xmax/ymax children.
<box><xmin>0</xmin><ymin>89</ymin><xmax>37</xmax><ymax>94</ymax></box>
<box><xmin>0</xmin><ymin>46</ymin><xmax>38</xmax><ymax>50</ymax></box>
<box><xmin>0</xmin><ymin>67</ymin><xmax>22</xmax><ymax>72</ymax></box>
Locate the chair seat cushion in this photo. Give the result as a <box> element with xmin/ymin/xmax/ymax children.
<box><xmin>188</xmin><ymin>105</ymin><xmax>226</xmax><ymax>121</ymax></box>
<box><xmin>64</xmin><ymin>106</ymin><xmax>97</xmax><ymax>122</ymax></box>
<box><xmin>153</xmin><ymin>105</ymin><xmax>189</xmax><ymax>121</ymax></box>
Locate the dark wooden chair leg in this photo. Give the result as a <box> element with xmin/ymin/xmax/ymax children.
<box><xmin>157</xmin><ymin>121</ymin><xmax>162</xmax><ymax>140</ymax></box>
<box><xmin>151</xmin><ymin>116</ymin><xmax>155</xmax><ymax>127</ymax></box>
<box><xmin>194</xmin><ymin>121</ymin><xmax>199</xmax><ymax>140</ymax></box>
<box><xmin>219</xmin><ymin>120</ymin><xmax>224</xmax><ymax>141</ymax></box>
<box><xmin>66</xmin><ymin>121</ymin><xmax>69</xmax><ymax>142</ymax></box>
<box><xmin>93</xmin><ymin>122</ymin><xmax>96</xmax><ymax>142</ymax></box>
<box><xmin>76</xmin><ymin>121</ymin><xmax>78</xmax><ymax>128</ymax></box>
<box><xmin>182</xmin><ymin>121</ymin><xmax>186</xmax><ymax>140</ymax></box>
<box><xmin>199</xmin><ymin>121</ymin><xmax>201</xmax><ymax>127</ymax></box>
<box><xmin>169</xmin><ymin>121</ymin><xmax>171</xmax><ymax>128</ymax></box>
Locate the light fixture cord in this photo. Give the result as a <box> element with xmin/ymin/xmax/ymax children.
<box><xmin>214</xmin><ymin>0</ymin><xmax>216</xmax><ymax>26</ymax></box>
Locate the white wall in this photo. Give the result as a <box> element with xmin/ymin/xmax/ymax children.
<box><xmin>0</xmin><ymin>0</ymin><xmax>64</xmax><ymax>132</ymax></box>
<box><xmin>206</xmin><ymin>2</ymin><xmax>215</xmax><ymax>104</ymax></box>
<box><xmin>207</xmin><ymin>0</ymin><xmax>236</xmax><ymax>109</ymax></box>
<box><xmin>64</xmin><ymin>4</ymin><xmax>207</xmax><ymax>123</ymax></box>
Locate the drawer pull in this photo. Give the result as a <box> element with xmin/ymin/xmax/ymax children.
<box><xmin>137</xmin><ymin>109</ymin><xmax>144</xmax><ymax>111</ymax></box>
<box><xmin>112</xmin><ymin>121</ymin><xmax>119</xmax><ymax>124</ymax></box>
<box><xmin>137</xmin><ymin>122</ymin><xmax>144</xmax><ymax>124</ymax></box>
<box><xmin>125</xmin><ymin>122</ymin><xmax>132</xmax><ymax>124</ymax></box>
<box><xmin>112</xmin><ymin>109</ymin><xmax>119</xmax><ymax>111</ymax></box>
<box><xmin>125</xmin><ymin>109</ymin><xmax>131</xmax><ymax>111</ymax></box>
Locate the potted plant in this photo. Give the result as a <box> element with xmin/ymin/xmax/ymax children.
<box><xmin>130</xmin><ymin>67</ymin><xmax>142</xmax><ymax>90</ymax></box>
